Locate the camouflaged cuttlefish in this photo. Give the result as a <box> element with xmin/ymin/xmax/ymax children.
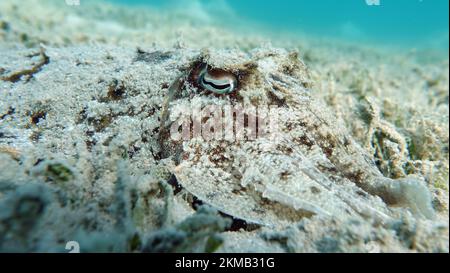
<box><xmin>159</xmin><ymin>47</ymin><xmax>435</xmax><ymax>228</ymax></box>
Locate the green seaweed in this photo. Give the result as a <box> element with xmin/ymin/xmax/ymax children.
<box><xmin>142</xmin><ymin>206</ymin><xmax>231</xmax><ymax>253</ymax></box>
<box><xmin>0</xmin><ymin>47</ymin><xmax>49</xmax><ymax>82</ymax></box>
<box><xmin>204</xmin><ymin>234</ymin><xmax>224</xmax><ymax>253</ymax></box>
<box><xmin>46</xmin><ymin>163</ymin><xmax>74</xmax><ymax>182</ymax></box>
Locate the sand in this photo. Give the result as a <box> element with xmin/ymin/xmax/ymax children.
<box><xmin>0</xmin><ymin>0</ymin><xmax>448</xmax><ymax>253</ymax></box>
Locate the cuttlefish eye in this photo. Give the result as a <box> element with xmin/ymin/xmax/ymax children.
<box><xmin>198</xmin><ymin>65</ymin><xmax>238</xmax><ymax>95</ymax></box>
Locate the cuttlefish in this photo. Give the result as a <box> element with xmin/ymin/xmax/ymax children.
<box><xmin>159</xmin><ymin>48</ymin><xmax>434</xmax><ymax>227</ymax></box>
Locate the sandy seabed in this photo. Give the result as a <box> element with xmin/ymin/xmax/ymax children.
<box><xmin>0</xmin><ymin>0</ymin><xmax>448</xmax><ymax>253</ymax></box>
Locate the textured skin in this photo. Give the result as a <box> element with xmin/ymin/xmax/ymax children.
<box><xmin>160</xmin><ymin>48</ymin><xmax>411</xmax><ymax>227</ymax></box>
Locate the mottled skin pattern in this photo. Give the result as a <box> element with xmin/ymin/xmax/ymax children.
<box><xmin>161</xmin><ymin>48</ymin><xmax>434</xmax><ymax>227</ymax></box>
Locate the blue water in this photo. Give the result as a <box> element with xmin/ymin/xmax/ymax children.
<box><xmin>110</xmin><ymin>0</ymin><xmax>449</xmax><ymax>51</ymax></box>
